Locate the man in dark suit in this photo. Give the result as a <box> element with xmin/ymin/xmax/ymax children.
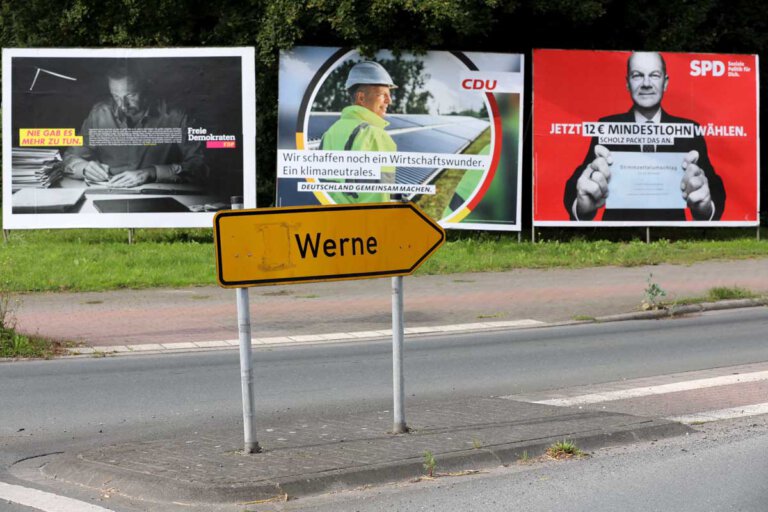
<box><xmin>564</xmin><ymin>51</ymin><xmax>725</xmax><ymax>221</ymax></box>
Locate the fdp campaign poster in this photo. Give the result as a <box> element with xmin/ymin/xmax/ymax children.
<box><xmin>2</xmin><ymin>47</ymin><xmax>256</xmax><ymax>229</ymax></box>
<box><xmin>533</xmin><ymin>49</ymin><xmax>759</xmax><ymax>227</ymax></box>
<box><xmin>277</xmin><ymin>46</ymin><xmax>524</xmax><ymax>231</ymax></box>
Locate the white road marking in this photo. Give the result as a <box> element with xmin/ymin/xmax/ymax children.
<box><xmin>526</xmin><ymin>370</ymin><xmax>768</xmax><ymax>407</ymax></box>
<box><xmin>668</xmin><ymin>402</ymin><xmax>768</xmax><ymax>424</ymax></box>
<box><xmin>0</xmin><ymin>481</ymin><xmax>114</xmax><ymax>512</ymax></box>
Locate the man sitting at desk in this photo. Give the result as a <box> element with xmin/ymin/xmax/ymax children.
<box><xmin>63</xmin><ymin>61</ymin><xmax>208</xmax><ymax>188</ymax></box>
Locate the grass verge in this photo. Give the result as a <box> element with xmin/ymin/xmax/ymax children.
<box><xmin>422</xmin><ymin>236</ymin><xmax>768</xmax><ymax>276</ymax></box>
<box><xmin>706</xmin><ymin>286</ymin><xmax>758</xmax><ymax>301</ymax></box>
<box><xmin>0</xmin><ymin>225</ymin><xmax>766</xmax><ymax>293</ymax></box>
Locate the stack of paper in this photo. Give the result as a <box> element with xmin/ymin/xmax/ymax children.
<box><xmin>12</xmin><ymin>188</ymin><xmax>85</xmax><ymax>213</ymax></box>
<box><xmin>11</xmin><ymin>147</ymin><xmax>64</xmax><ymax>191</ymax></box>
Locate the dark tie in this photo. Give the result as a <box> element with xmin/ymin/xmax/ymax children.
<box><xmin>641</xmin><ymin>120</ymin><xmax>655</xmax><ymax>152</ymax></box>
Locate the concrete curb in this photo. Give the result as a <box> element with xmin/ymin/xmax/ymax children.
<box><xmin>1</xmin><ymin>300</ymin><xmax>764</xmax><ymax>363</ymax></box>
<box><xmin>277</xmin><ymin>418</ymin><xmax>691</xmax><ymax>499</ymax></box>
<box><xmin>56</xmin><ymin>299</ymin><xmax>767</xmax><ymax>359</ymax></box>
<box><xmin>62</xmin><ymin>319</ymin><xmax>549</xmax><ymax>358</ymax></box>
<box><xmin>594</xmin><ymin>298</ymin><xmax>767</xmax><ymax>323</ymax></box>
<box><xmin>25</xmin><ymin>417</ymin><xmax>691</xmax><ymax>504</ymax></box>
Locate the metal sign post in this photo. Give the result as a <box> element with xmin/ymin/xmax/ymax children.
<box><xmin>231</xmin><ymin>196</ymin><xmax>260</xmax><ymax>454</ymax></box>
<box><xmin>213</xmin><ymin>201</ymin><xmax>445</xmax><ymax>443</ymax></box>
<box><xmin>391</xmin><ymin>274</ymin><xmax>406</xmax><ymax>433</ymax></box>
<box><xmin>391</xmin><ymin>194</ymin><xmax>408</xmax><ymax>434</ymax></box>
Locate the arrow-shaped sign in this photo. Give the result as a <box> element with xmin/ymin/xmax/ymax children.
<box><xmin>213</xmin><ymin>202</ymin><xmax>445</xmax><ymax>288</ymax></box>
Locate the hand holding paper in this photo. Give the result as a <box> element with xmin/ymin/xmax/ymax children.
<box><xmin>681</xmin><ymin>150</ymin><xmax>714</xmax><ymax>219</ymax></box>
<box><xmin>575</xmin><ymin>144</ymin><xmax>613</xmax><ymax>218</ymax></box>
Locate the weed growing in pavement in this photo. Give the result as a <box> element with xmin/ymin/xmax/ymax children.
<box><xmin>472</xmin><ymin>438</ymin><xmax>483</xmax><ymax>449</ymax></box>
<box><xmin>423</xmin><ymin>450</ymin><xmax>437</xmax><ymax>477</ymax></box>
<box><xmin>642</xmin><ymin>273</ymin><xmax>667</xmax><ymax>310</ymax></box>
<box><xmin>0</xmin><ymin>329</ymin><xmax>76</xmax><ymax>359</ymax></box>
<box><xmin>477</xmin><ymin>312</ymin><xmax>504</xmax><ymax>319</ymax></box>
<box><xmin>666</xmin><ymin>286</ymin><xmax>763</xmax><ymax>309</ymax></box>
<box><xmin>517</xmin><ymin>450</ymin><xmax>532</xmax><ymax>463</ymax></box>
<box><xmin>9</xmin><ymin>331</ymin><xmax>30</xmax><ymax>353</ymax></box>
<box><xmin>546</xmin><ymin>440</ymin><xmax>587</xmax><ymax>460</ymax></box>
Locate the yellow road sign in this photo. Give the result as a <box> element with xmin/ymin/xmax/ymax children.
<box><xmin>213</xmin><ymin>202</ymin><xmax>445</xmax><ymax>288</ymax></box>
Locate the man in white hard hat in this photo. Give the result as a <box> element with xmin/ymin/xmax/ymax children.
<box><xmin>320</xmin><ymin>60</ymin><xmax>398</xmax><ymax>203</ymax></box>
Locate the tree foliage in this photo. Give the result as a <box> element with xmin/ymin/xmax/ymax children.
<box><xmin>0</xmin><ymin>0</ymin><xmax>766</xmax><ymax>209</ymax></box>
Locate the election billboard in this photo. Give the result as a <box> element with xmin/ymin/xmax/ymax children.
<box><xmin>2</xmin><ymin>47</ymin><xmax>256</xmax><ymax>229</ymax></box>
<box><xmin>277</xmin><ymin>46</ymin><xmax>524</xmax><ymax>231</ymax></box>
<box><xmin>533</xmin><ymin>49</ymin><xmax>759</xmax><ymax>227</ymax></box>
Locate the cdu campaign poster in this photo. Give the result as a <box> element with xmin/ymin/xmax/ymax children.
<box><xmin>277</xmin><ymin>46</ymin><xmax>525</xmax><ymax>231</ymax></box>
<box><xmin>2</xmin><ymin>47</ymin><xmax>256</xmax><ymax>229</ymax></box>
<box><xmin>533</xmin><ymin>49</ymin><xmax>759</xmax><ymax>227</ymax></box>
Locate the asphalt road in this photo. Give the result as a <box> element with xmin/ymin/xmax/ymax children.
<box><xmin>3</xmin><ymin>308</ymin><xmax>768</xmax><ymax>459</ymax></box>
<box><xmin>1</xmin><ymin>501</ymin><xmax>37</xmax><ymax>512</ymax></box>
<box><xmin>2</xmin><ymin>307</ymin><xmax>768</xmax><ymax>510</ymax></box>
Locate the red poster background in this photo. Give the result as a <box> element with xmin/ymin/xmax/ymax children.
<box><xmin>533</xmin><ymin>49</ymin><xmax>759</xmax><ymax>225</ymax></box>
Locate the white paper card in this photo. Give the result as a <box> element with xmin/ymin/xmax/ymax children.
<box><xmin>606</xmin><ymin>151</ymin><xmax>687</xmax><ymax>210</ymax></box>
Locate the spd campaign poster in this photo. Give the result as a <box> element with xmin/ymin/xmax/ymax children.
<box><xmin>277</xmin><ymin>46</ymin><xmax>524</xmax><ymax>231</ymax></box>
<box><xmin>533</xmin><ymin>49</ymin><xmax>759</xmax><ymax>227</ymax></box>
<box><xmin>2</xmin><ymin>47</ymin><xmax>256</xmax><ymax>229</ymax></box>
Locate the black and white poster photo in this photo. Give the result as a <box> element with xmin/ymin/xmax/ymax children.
<box><xmin>2</xmin><ymin>47</ymin><xmax>256</xmax><ymax>229</ymax></box>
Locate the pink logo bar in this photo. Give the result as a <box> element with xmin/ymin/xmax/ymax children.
<box><xmin>207</xmin><ymin>140</ymin><xmax>236</xmax><ymax>149</ymax></box>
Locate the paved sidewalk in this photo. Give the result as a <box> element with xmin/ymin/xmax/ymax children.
<box><xmin>17</xmin><ymin>397</ymin><xmax>688</xmax><ymax>506</ymax></box>
<box><xmin>13</xmin><ymin>258</ymin><xmax>768</xmax><ymax>350</ymax></box>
